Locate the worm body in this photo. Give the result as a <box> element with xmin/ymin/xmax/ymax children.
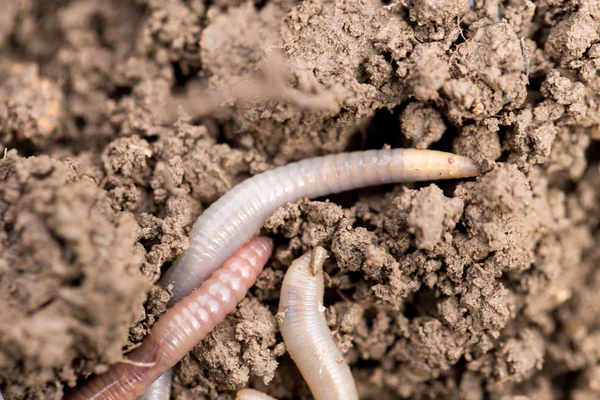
<box><xmin>70</xmin><ymin>237</ymin><xmax>273</xmax><ymax>400</ymax></box>
<box><xmin>162</xmin><ymin>149</ymin><xmax>478</xmax><ymax>304</ymax></box>
<box><xmin>136</xmin><ymin>370</ymin><xmax>171</xmax><ymax>400</ymax></box>
<box><xmin>235</xmin><ymin>388</ymin><xmax>277</xmax><ymax>400</ymax></box>
<box><xmin>278</xmin><ymin>247</ymin><xmax>358</xmax><ymax>400</ymax></box>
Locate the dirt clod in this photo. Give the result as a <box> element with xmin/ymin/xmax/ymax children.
<box><xmin>0</xmin><ymin>153</ymin><xmax>147</xmax><ymax>398</ymax></box>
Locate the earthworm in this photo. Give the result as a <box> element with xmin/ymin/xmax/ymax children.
<box><xmin>235</xmin><ymin>388</ymin><xmax>277</xmax><ymax>400</ymax></box>
<box><xmin>161</xmin><ymin>148</ymin><xmax>479</xmax><ymax>304</ymax></box>
<box><xmin>70</xmin><ymin>237</ymin><xmax>273</xmax><ymax>400</ymax></box>
<box><xmin>277</xmin><ymin>247</ymin><xmax>358</xmax><ymax>400</ymax></box>
<box><xmin>136</xmin><ymin>370</ymin><xmax>171</xmax><ymax>400</ymax></box>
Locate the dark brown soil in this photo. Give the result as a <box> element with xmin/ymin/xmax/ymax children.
<box><xmin>1</xmin><ymin>0</ymin><xmax>600</xmax><ymax>399</ymax></box>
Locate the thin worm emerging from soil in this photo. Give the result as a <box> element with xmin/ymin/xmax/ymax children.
<box><xmin>277</xmin><ymin>247</ymin><xmax>358</xmax><ymax>400</ymax></box>
<box><xmin>135</xmin><ymin>370</ymin><xmax>171</xmax><ymax>400</ymax></box>
<box><xmin>70</xmin><ymin>237</ymin><xmax>273</xmax><ymax>400</ymax></box>
<box><xmin>235</xmin><ymin>388</ymin><xmax>277</xmax><ymax>400</ymax></box>
<box><xmin>161</xmin><ymin>148</ymin><xmax>479</xmax><ymax>305</ymax></box>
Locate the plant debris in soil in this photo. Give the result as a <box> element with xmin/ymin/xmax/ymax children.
<box><xmin>1</xmin><ymin>0</ymin><xmax>600</xmax><ymax>399</ymax></box>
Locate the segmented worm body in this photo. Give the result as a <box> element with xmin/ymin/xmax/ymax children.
<box><xmin>278</xmin><ymin>247</ymin><xmax>358</xmax><ymax>400</ymax></box>
<box><xmin>161</xmin><ymin>149</ymin><xmax>479</xmax><ymax>304</ymax></box>
<box><xmin>70</xmin><ymin>237</ymin><xmax>273</xmax><ymax>400</ymax></box>
<box><xmin>136</xmin><ymin>370</ymin><xmax>171</xmax><ymax>400</ymax></box>
<box><xmin>235</xmin><ymin>388</ymin><xmax>277</xmax><ymax>400</ymax></box>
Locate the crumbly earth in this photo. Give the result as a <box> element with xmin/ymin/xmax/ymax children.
<box><xmin>1</xmin><ymin>0</ymin><xmax>600</xmax><ymax>399</ymax></box>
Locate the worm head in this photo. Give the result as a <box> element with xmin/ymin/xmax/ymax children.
<box><xmin>310</xmin><ymin>246</ymin><xmax>328</xmax><ymax>276</ymax></box>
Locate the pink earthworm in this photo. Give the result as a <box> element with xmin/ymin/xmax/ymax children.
<box><xmin>278</xmin><ymin>247</ymin><xmax>358</xmax><ymax>400</ymax></box>
<box><xmin>235</xmin><ymin>388</ymin><xmax>277</xmax><ymax>400</ymax></box>
<box><xmin>70</xmin><ymin>237</ymin><xmax>273</xmax><ymax>400</ymax></box>
<box><xmin>161</xmin><ymin>148</ymin><xmax>479</xmax><ymax>305</ymax></box>
<box><xmin>136</xmin><ymin>370</ymin><xmax>171</xmax><ymax>400</ymax></box>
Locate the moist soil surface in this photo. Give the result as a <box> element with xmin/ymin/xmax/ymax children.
<box><xmin>1</xmin><ymin>0</ymin><xmax>600</xmax><ymax>399</ymax></box>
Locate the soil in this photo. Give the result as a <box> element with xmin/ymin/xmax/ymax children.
<box><xmin>1</xmin><ymin>0</ymin><xmax>600</xmax><ymax>399</ymax></box>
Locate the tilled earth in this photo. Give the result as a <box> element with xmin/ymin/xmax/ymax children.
<box><xmin>1</xmin><ymin>0</ymin><xmax>600</xmax><ymax>399</ymax></box>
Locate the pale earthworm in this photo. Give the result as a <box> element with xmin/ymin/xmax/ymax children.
<box><xmin>135</xmin><ymin>370</ymin><xmax>171</xmax><ymax>400</ymax></box>
<box><xmin>277</xmin><ymin>247</ymin><xmax>359</xmax><ymax>400</ymax></box>
<box><xmin>235</xmin><ymin>388</ymin><xmax>277</xmax><ymax>400</ymax></box>
<box><xmin>161</xmin><ymin>148</ymin><xmax>479</xmax><ymax>305</ymax></box>
<box><xmin>70</xmin><ymin>237</ymin><xmax>273</xmax><ymax>400</ymax></box>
